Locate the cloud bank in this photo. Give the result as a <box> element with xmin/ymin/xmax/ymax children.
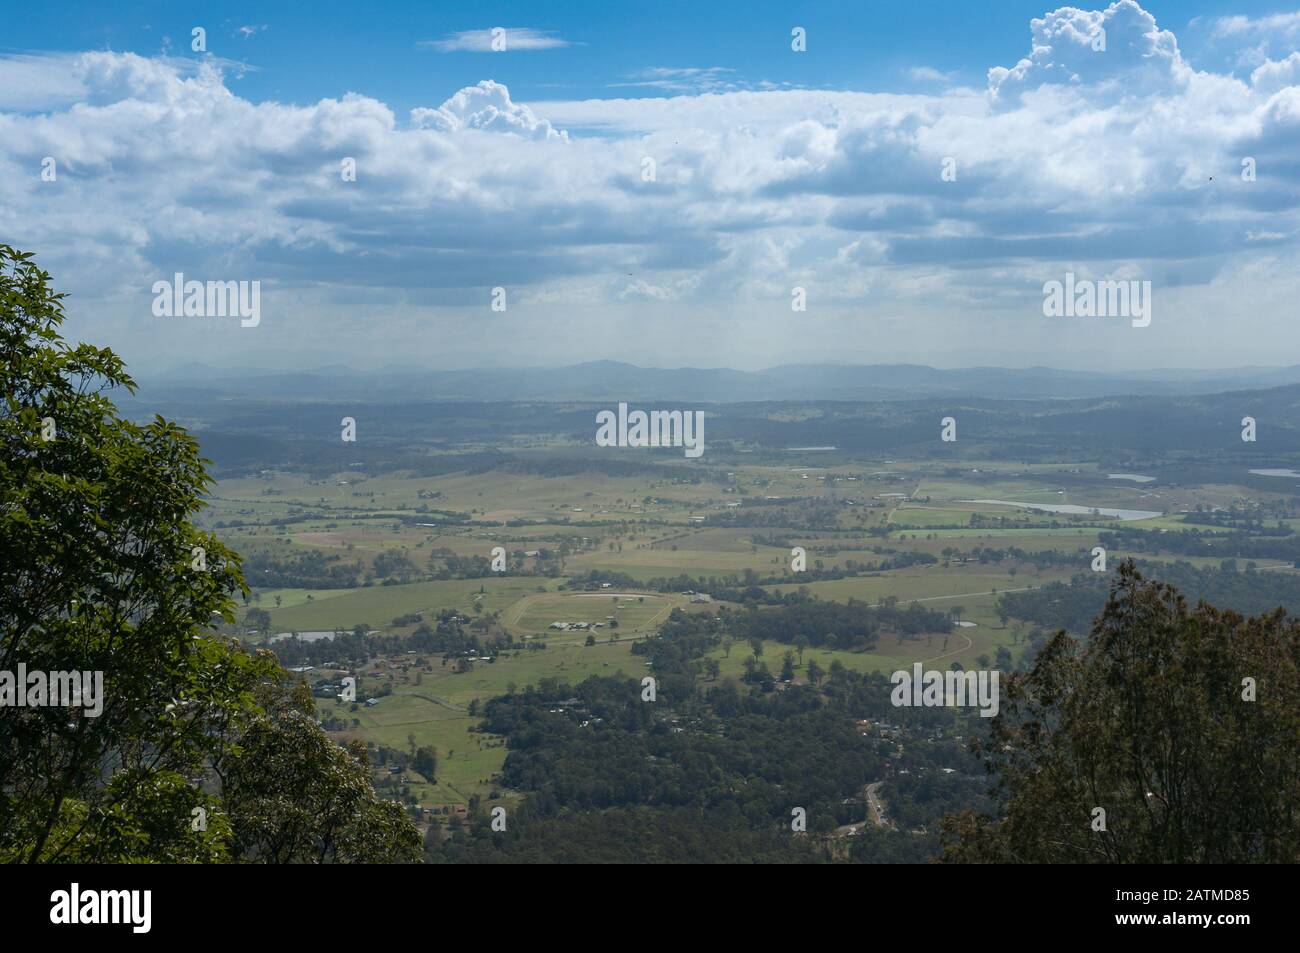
<box><xmin>1</xmin><ymin>1</ymin><xmax>1298</xmax><ymax>372</ymax></box>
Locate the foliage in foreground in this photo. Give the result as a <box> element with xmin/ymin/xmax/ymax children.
<box><xmin>943</xmin><ymin>561</ymin><xmax>1300</xmax><ymax>863</ymax></box>
<box><xmin>0</xmin><ymin>245</ymin><xmax>418</xmax><ymax>862</ymax></box>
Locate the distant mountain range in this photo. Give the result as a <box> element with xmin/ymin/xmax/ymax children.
<box><xmin>139</xmin><ymin>360</ymin><xmax>1300</xmax><ymax>403</ymax></box>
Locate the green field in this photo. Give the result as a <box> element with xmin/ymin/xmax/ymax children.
<box><xmin>315</xmin><ymin>638</ymin><xmax>645</xmax><ymax>805</ymax></box>
<box><xmin>268</xmin><ymin>578</ymin><xmax>550</xmax><ymax>632</ymax></box>
<box><xmin>508</xmin><ymin>590</ymin><xmax>681</xmax><ymax>637</ymax></box>
<box><xmin>214</xmin><ymin>454</ymin><xmax>1300</xmax><ymax>814</ymax></box>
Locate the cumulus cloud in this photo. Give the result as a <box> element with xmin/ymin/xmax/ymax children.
<box><xmin>1251</xmin><ymin>50</ymin><xmax>1300</xmax><ymax>94</ymax></box>
<box><xmin>1</xmin><ymin>2</ymin><xmax>1299</xmax><ymax>372</ymax></box>
<box><xmin>988</xmin><ymin>0</ymin><xmax>1188</xmax><ymax>105</ymax></box>
<box><xmin>411</xmin><ymin>80</ymin><xmax>566</xmax><ymax>139</ymax></box>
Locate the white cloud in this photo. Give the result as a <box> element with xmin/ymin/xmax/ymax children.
<box><xmin>906</xmin><ymin>66</ymin><xmax>954</xmax><ymax>82</ymax></box>
<box><xmin>1</xmin><ymin>3</ymin><xmax>1299</xmax><ymax>372</ymax></box>
<box><xmin>988</xmin><ymin>0</ymin><xmax>1189</xmax><ymax>106</ymax></box>
<box><xmin>1251</xmin><ymin>52</ymin><xmax>1300</xmax><ymax>94</ymax></box>
<box><xmin>610</xmin><ymin>67</ymin><xmax>744</xmax><ymax>95</ymax></box>
<box><xmin>411</xmin><ymin>80</ymin><xmax>566</xmax><ymax>139</ymax></box>
<box><xmin>1204</xmin><ymin>11</ymin><xmax>1300</xmax><ymax>69</ymax></box>
<box><xmin>1211</xmin><ymin>11</ymin><xmax>1300</xmax><ymax>40</ymax></box>
<box><xmin>0</xmin><ymin>52</ymin><xmax>86</xmax><ymax>110</ymax></box>
<box><xmin>419</xmin><ymin>27</ymin><xmax>570</xmax><ymax>53</ymax></box>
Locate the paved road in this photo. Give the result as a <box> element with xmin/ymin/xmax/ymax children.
<box><xmin>394</xmin><ymin>691</ymin><xmax>466</xmax><ymax>713</ymax></box>
<box><xmin>923</xmin><ymin>632</ymin><xmax>973</xmax><ymax>663</ymax></box>
<box><xmin>866</xmin><ymin>781</ymin><xmax>895</xmax><ymax>830</ymax></box>
<box><xmin>866</xmin><ymin>585</ymin><xmax>1039</xmax><ymax>609</ymax></box>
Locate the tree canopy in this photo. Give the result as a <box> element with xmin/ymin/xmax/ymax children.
<box><xmin>942</xmin><ymin>561</ymin><xmax>1300</xmax><ymax>863</ymax></box>
<box><xmin>0</xmin><ymin>245</ymin><xmax>418</xmax><ymax>862</ymax></box>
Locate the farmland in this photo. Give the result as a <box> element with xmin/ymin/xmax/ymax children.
<box><xmin>196</xmin><ymin>415</ymin><xmax>1300</xmax><ymax>829</ymax></box>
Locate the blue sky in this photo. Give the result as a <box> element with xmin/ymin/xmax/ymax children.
<box><xmin>8</xmin><ymin>0</ymin><xmax>1293</xmax><ymax>108</ymax></box>
<box><xmin>2</xmin><ymin>1</ymin><xmax>1300</xmax><ymax>372</ymax></box>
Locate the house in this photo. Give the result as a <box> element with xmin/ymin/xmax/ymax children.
<box><xmin>365</xmin><ymin>697</ymin><xmax>379</xmax><ymax>707</ymax></box>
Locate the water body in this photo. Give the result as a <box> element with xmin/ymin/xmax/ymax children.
<box><xmin>961</xmin><ymin>499</ymin><xmax>1162</xmax><ymax>521</ymax></box>
<box><xmin>1108</xmin><ymin>473</ymin><xmax>1156</xmax><ymax>483</ymax></box>
<box><xmin>270</xmin><ymin>630</ymin><xmax>357</xmax><ymax>643</ymax></box>
<box><xmin>1249</xmin><ymin>468</ymin><xmax>1300</xmax><ymax>479</ymax></box>
<box><xmin>785</xmin><ymin>446</ymin><xmax>837</xmax><ymax>451</ymax></box>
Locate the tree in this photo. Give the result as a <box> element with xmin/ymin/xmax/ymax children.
<box><xmin>0</xmin><ymin>246</ymin><xmax>419</xmax><ymax>863</ymax></box>
<box><xmin>244</xmin><ymin>607</ymin><xmax>272</xmax><ymax>634</ymax></box>
<box><xmin>805</xmin><ymin>659</ymin><xmax>824</xmax><ymax>687</ymax></box>
<box><xmin>413</xmin><ymin>746</ymin><xmax>438</xmax><ymax>781</ymax></box>
<box><xmin>372</xmin><ymin>549</ymin><xmax>417</xmax><ymax>582</ymax></box>
<box><xmin>780</xmin><ymin>651</ymin><xmax>796</xmax><ymax>682</ymax></box>
<box><xmin>941</xmin><ymin>562</ymin><xmax>1300</xmax><ymax>863</ymax></box>
<box><xmin>221</xmin><ymin>707</ymin><xmax>420</xmax><ymax>863</ymax></box>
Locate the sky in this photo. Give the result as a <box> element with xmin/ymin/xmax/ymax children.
<box><xmin>2</xmin><ymin>0</ymin><xmax>1300</xmax><ymax>373</ymax></box>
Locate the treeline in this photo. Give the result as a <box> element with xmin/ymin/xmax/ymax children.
<box><xmin>998</xmin><ymin>559</ymin><xmax>1300</xmax><ymax>635</ymax></box>
<box><xmin>241</xmin><ymin>548</ymin><xmax>363</xmax><ymax>588</ymax></box>
<box><xmin>702</xmin><ymin>500</ymin><xmax>846</xmax><ymax>530</ymax></box>
<box><xmin>722</xmin><ymin>599</ymin><xmax>950</xmax><ymax>651</ymax></box>
<box><xmin>265</xmin><ymin>610</ymin><xmax>513</xmax><ymax>669</ymax></box>
<box><xmin>565</xmin><ymin>555</ymin><xmax>944</xmax><ymax>602</ymax></box>
<box><xmin>244</xmin><ymin>542</ymin><xmax>575</xmax><ymax>593</ymax></box>
<box><xmin>428</xmin><ymin>802</ymin><xmax>826</xmax><ymax>863</ymax></box>
<box><xmin>1100</xmin><ymin>526</ymin><xmax>1300</xmax><ymax>563</ymax></box>
<box><xmin>643</xmin><ymin>554</ymin><xmax>939</xmax><ymax>593</ymax></box>
<box><xmin>948</xmin><ymin>544</ymin><xmax>1087</xmax><ymax>570</ymax></box>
